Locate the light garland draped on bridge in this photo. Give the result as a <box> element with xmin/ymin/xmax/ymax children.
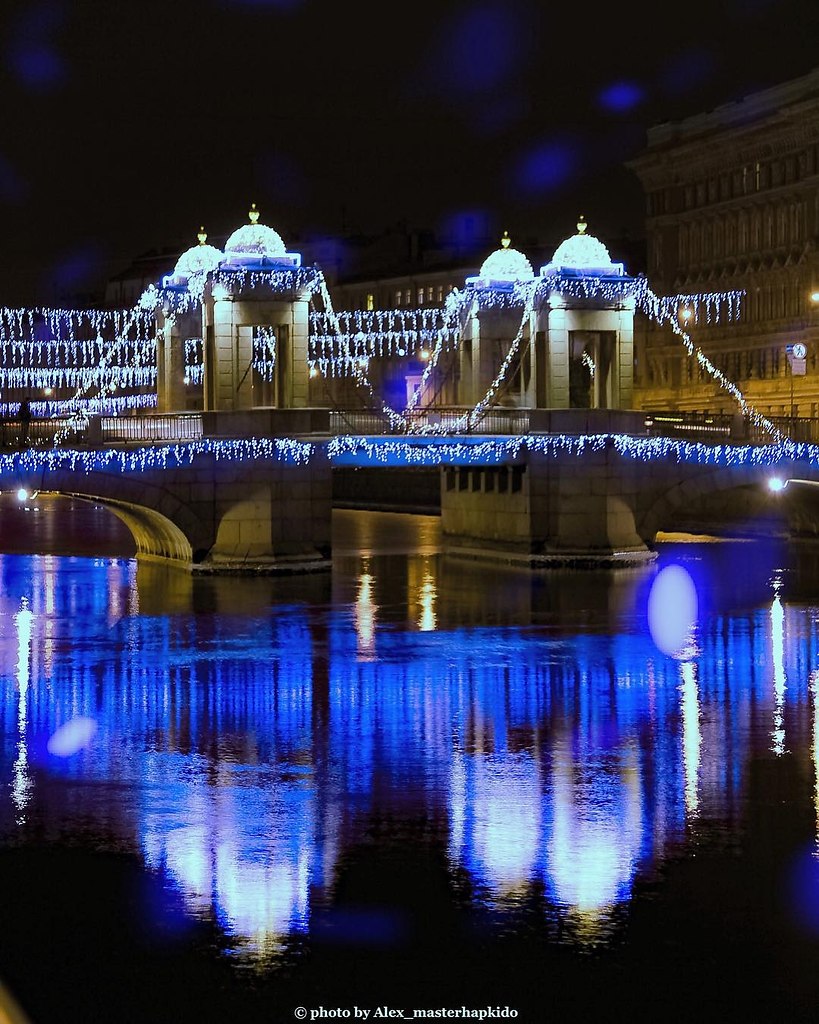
<box><xmin>0</xmin><ymin>260</ymin><xmax>771</xmax><ymax>442</ymax></box>
<box><xmin>0</xmin><ymin>434</ymin><xmax>812</xmax><ymax>483</ymax></box>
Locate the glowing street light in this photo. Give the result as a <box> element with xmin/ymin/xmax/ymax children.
<box><xmin>768</xmin><ymin>477</ymin><xmax>787</xmax><ymax>493</ymax></box>
<box><xmin>16</xmin><ymin>488</ymin><xmax>29</xmax><ymax>502</ymax></box>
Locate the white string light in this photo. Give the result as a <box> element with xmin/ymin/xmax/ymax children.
<box><xmin>0</xmin><ymin>237</ymin><xmax>767</xmax><ymax>443</ymax></box>
<box><xmin>0</xmin><ymin>432</ymin><xmax>813</xmax><ymax>481</ymax></box>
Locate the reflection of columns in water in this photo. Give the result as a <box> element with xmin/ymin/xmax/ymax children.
<box><xmin>812</xmin><ymin>669</ymin><xmax>819</xmax><ymax>853</ymax></box>
<box><xmin>449</xmin><ymin>750</ymin><xmax>542</xmax><ymax>896</ymax></box>
<box><xmin>42</xmin><ymin>555</ymin><xmax>55</xmax><ymax>675</ymax></box>
<box><xmin>679</xmin><ymin>660</ymin><xmax>701</xmax><ymax>817</ymax></box>
<box><xmin>355</xmin><ymin>559</ymin><xmax>376</xmax><ymax>656</ymax></box>
<box><xmin>141</xmin><ymin>772</ymin><xmax>317</xmax><ymax>959</ymax></box>
<box><xmin>548</xmin><ymin>738</ymin><xmax>643</xmax><ymax>926</ymax></box>
<box><xmin>416</xmin><ymin>558</ymin><xmax>437</xmax><ymax>632</ymax></box>
<box><xmin>12</xmin><ymin>597</ymin><xmax>33</xmax><ymax>822</ymax></box>
<box><xmin>771</xmin><ymin>592</ymin><xmax>786</xmax><ymax>756</ymax></box>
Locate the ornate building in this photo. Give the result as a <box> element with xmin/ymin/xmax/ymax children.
<box><xmin>630</xmin><ymin>67</ymin><xmax>819</xmax><ymax>422</ymax></box>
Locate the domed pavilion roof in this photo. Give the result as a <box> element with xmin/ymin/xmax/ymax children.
<box><xmin>467</xmin><ymin>232</ymin><xmax>534</xmax><ymax>290</ymax></box>
<box><xmin>173</xmin><ymin>228</ymin><xmax>223</xmax><ymax>278</ymax></box>
<box><xmin>221</xmin><ymin>204</ymin><xmax>301</xmax><ymax>269</ymax></box>
<box><xmin>479</xmin><ymin>232</ymin><xmax>534</xmax><ymax>282</ymax></box>
<box><xmin>540</xmin><ymin>216</ymin><xmax>625</xmax><ymax>277</ymax></box>
<box><xmin>224</xmin><ymin>203</ymin><xmax>287</xmax><ymax>258</ymax></box>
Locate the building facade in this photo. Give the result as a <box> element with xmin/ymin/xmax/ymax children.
<box><xmin>629</xmin><ymin>67</ymin><xmax>819</xmax><ymax>420</ymax></box>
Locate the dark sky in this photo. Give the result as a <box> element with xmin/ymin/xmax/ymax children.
<box><xmin>2</xmin><ymin>0</ymin><xmax>818</xmax><ymax>305</ymax></box>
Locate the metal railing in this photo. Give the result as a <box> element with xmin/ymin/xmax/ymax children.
<box><xmin>329</xmin><ymin>406</ymin><xmax>531</xmax><ymax>435</ymax></box>
<box><xmin>644</xmin><ymin>411</ymin><xmax>735</xmax><ymax>441</ymax></box>
<box><xmin>747</xmin><ymin>414</ymin><xmax>819</xmax><ymax>444</ymax></box>
<box><xmin>2</xmin><ymin>406</ymin><xmax>816</xmax><ymax>449</ymax></box>
<box><xmin>100</xmin><ymin>412</ymin><xmax>203</xmax><ymax>443</ymax></box>
<box><xmin>645</xmin><ymin>410</ymin><xmax>819</xmax><ymax>444</ymax></box>
<box><xmin>0</xmin><ymin>417</ymin><xmax>86</xmax><ymax>448</ymax></box>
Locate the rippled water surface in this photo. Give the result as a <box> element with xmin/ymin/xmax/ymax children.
<box><xmin>3</xmin><ymin>503</ymin><xmax>819</xmax><ymax>1022</ymax></box>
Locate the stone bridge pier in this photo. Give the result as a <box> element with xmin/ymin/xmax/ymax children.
<box><xmin>13</xmin><ymin>444</ymin><xmax>332</xmax><ymax>574</ymax></box>
<box><xmin>441</xmin><ymin>441</ymin><xmax>655</xmax><ymax>567</ymax></box>
<box><xmin>439</xmin><ymin>419</ymin><xmax>819</xmax><ymax>567</ymax></box>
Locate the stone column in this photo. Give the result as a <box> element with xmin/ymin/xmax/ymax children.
<box><xmin>544</xmin><ymin>298</ymin><xmax>570</xmax><ymax>408</ymax></box>
<box><xmin>211</xmin><ymin>289</ymin><xmax>239</xmax><ymax>411</ymax></box>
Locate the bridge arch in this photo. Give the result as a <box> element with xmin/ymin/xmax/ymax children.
<box><xmin>2</xmin><ymin>443</ymin><xmax>332</xmax><ymax>572</ymax></box>
<box><xmin>637</xmin><ymin>463</ymin><xmax>799</xmax><ymax>540</ymax></box>
<box><xmin>79</xmin><ymin>495</ymin><xmax>194</xmax><ymax>563</ymax></box>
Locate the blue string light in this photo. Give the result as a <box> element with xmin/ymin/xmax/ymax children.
<box><xmin>0</xmin><ymin>433</ymin><xmax>811</xmax><ymax>485</ymax></box>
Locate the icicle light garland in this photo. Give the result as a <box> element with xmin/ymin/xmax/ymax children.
<box><xmin>455</xmin><ymin>283</ymin><xmax>538</xmax><ymax>433</ymax></box>
<box><xmin>309</xmin><ymin>307</ymin><xmax>460</xmax><ymax>360</ymax></box>
<box><xmin>208</xmin><ymin>266</ymin><xmax>322</xmax><ymax>302</ymax></box>
<box><xmin>183</xmin><ymin>338</ymin><xmax>204</xmax><ymax>386</ymax></box>
<box><xmin>0</xmin><ymin>259</ymin><xmax>766</xmax><ymax>442</ymax></box>
<box><xmin>0</xmin><ymin>433</ymin><xmax>813</xmax><ymax>483</ymax></box>
<box><xmin>326</xmin><ymin>432</ymin><xmax>819</xmax><ymax>468</ymax></box>
<box><xmin>253</xmin><ymin>328</ymin><xmax>277</xmax><ymax>382</ymax></box>
<box><xmin>632</xmin><ymin>281</ymin><xmax>780</xmax><ymax>442</ymax></box>
<box><xmin>0</xmin><ymin>306</ymin><xmax>156</xmax><ymax>392</ymax></box>
<box><xmin>0</xmin><ymin>437</ymin><xmax>314</xmax><ymax>481</ymax></box>
<box><xmin>404</xmin><ymin>288</ymin><xmax>476</xmax><ymax>421</ymax></box>
<box><xmin>0</xmin><ymin>393</ymin><xmax>158</xmax><ymax>420</ymax></box>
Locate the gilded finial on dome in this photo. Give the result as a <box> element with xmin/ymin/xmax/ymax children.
<box><xmin>249</xmin><ymin>203</ymin><xmax>260</xmax><ymax>225</ymax></box>
<box><xmin>577</xmin><ymin>215</ymin><xmax>587</xmax><ymax>235</ymax></box>
<box><xmin>501</xmin><ymin>231</ymin><xmax>511</xmax><ymax>249</ymax></box>
<box><xmin>197</xmin><ymin>226</ymin><xmax>207</xmax><ymax>246</ymax></box>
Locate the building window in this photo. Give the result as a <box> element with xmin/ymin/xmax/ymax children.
<box><xmin>394</xmin><ymin>290</ymin><xmax>402</xmax><ymax>307</ymax></box>
<box><xmin>366</xmin><ymin>293</ymin><xmax>374</xmax><ymax>311</ymax></box>
<box><xmin>437</xmin><ymin>285</ymin><xmax>444</xmax><ymax>302</ymax></box>
<box><xmin>776</xmin><ymin>207</ymin><xmax>786</xmax><ymax>246</ymax></box>
<box><xmin>785</xmin><ymin>157</ymin><xmax>795</xmax><ymax>183</ymax></box>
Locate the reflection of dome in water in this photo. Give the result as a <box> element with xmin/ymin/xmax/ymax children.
<box><xmin>542</xmin><ymin>216</ymin><xmax>625</xmax><ymax>276</ymax></box>
<box><xmin>478</xmin><ymin>232</ymin><xmax>534</xmax><ymax>283</ymax></box>
<box><xmin>225</xmin><ymin>203</ymin><xmax>287</xmax><ymax>257</ymax></box>
<box><xmin>173</xmin><ymin>228</ymin><xmax>223</xmax><ymax>278</ymax></box>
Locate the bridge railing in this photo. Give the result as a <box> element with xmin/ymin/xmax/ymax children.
<box><xmin>745</xmin><ymin>414</ymin><xmax>819</xmax><ymax>444</ymax></box>
<box><xmin>644</xmin><ymin>411</ymin><xmax>735</xmax><ymax>441</ymax></box>
<box><xmin>329</xmin><ymin>406</ymin><xmax>531</xmax><ymax>435</ymax></box>
<box><xmin>100</xmin><ymin>413</ymin><xmax>204</xmax><ymax>443</ymax></box>
<box><xmin>0</xmin><ymin>417</ymin><xmax>84</xmax><ymax>448</ymax></box>
<box><xmin>645</xmin><ymin>410</ymin><xmax>819</xmax><ymax>444</ymax></box>
<box><xmin>2</xmin><ymin>407</ymin><xmax>813</xmax><ymax>448</ymax></box>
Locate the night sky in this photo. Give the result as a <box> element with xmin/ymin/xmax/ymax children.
<box><xmin>2</xmin><ymin>0</ymin><xmax>818</xmax><ymax>305</ymax></box>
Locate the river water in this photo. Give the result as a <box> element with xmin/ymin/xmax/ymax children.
<box><xmin>2</xmin><ymin>498</ymin><xmax>819</xmax><ymax>1022</ymax></box>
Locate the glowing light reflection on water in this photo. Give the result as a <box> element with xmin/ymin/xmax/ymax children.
<box><xmin>1</xmin><ymin>520</ymin><xmax>819</xmax><ymax>976</ymax></box>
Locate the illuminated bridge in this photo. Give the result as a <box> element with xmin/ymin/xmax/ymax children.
<box><xmin>1</xmin><ymin>411</ymin><xmax>816</xmax><ymax>572</ymax></box>
<box><xmin>0</xmin><ymin>208</ymin><xmax>812</xmax><ymax>570</ymax></box>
